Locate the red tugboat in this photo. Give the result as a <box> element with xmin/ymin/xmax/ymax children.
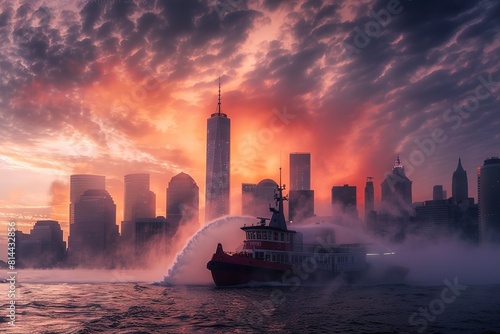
<box><xmin>206</xmin><ymin>179</ymin><xmax>368</xmax><ymax>287</ymax></box>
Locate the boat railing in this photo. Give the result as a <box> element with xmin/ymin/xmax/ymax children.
<box><xmin>301</xmin><ymin>242</ymin><xmax>368</xmax><ymax>251</ymax></box>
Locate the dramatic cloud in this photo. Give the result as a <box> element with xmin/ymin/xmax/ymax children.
<box><xmin>0</xmin><ymin>0</ymin><xmax>499</xmax><ymax>242</ymax></box>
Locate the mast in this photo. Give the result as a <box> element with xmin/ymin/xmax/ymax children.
<box><xmin>269</xmin><ymin>168</ymin><xmax>288</xmax><ymax>230</ymax></box>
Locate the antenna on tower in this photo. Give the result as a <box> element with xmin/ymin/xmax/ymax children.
<box><xmin>217</xmin><ymin>76</ymin><xmax>221</xmax><ymax>115</ymax></box>
<box><xmin>279</xmin><ymin>150</ymin><xmax>282</xmax><ymax>187</ymax></box>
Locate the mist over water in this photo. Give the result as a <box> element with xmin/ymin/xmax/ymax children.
<box><xmin>392</xmin><ymin>238</ymin><xmax>500</xmax><ymax>286</ymax></box>
<box><xmin>8</xmin><ymin>268</ymin><xmax>164</xmax><ymax>284</ymax></box>
<box><xmin>159</xmin><ymin>213</ymin><xmax>500</xmax><ymax>288</ymax></box>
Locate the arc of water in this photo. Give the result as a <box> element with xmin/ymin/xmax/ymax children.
<box><xmin>164</xmin><ymin>215</ymin><xmax>255</xmax><ymax>284</ymax></box>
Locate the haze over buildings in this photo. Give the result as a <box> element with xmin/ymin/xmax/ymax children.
<box><xmin>289</xmin><ymin>153</ymin><xmax>314</xmax><ymax>222</ymax></box>
<box><xmin>381</xmin><ymin>156</ymin><xmax>413</xmax><ymax>215</ymax></box>
<box><xmin>332</xmin><ymin>184</ymin><xmax>358</xmax><ymax>217</ymax></box>
<box><xmin>15</xmin><ymin>220</ymin><xmax>66</xmax><ymax>268</ymax></box>
<box><xmin>69</xmin><ymin>175</ymin><xmax>105</xmax><ymax>226</ymax></box>
<box><xmin>241</xmin><ymin>179</ymin><xmax>278</xmax><ymax>218</ymax></box>
<box><xmin>364</xmin><ymin>177</ymin><xmax>375</xmax><ymax>221</ymax></box>
<box><xmin>167</xmin><ymin>172</ymin><xmax>199</xmax><ymax>227</ymax></box>
<box><xmin>122</xmin><ymin>173</ymin><xmax>156</xmax><ymax>243</ymax></box>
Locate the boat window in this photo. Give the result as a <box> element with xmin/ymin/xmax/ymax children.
<box><xmin>262</xmin><ymin>232</ymin><xmax>267</xmax><ymax>240</ymax></box>
<box><xmin>257</xmin><ymin>231</ymin><xmax>262</xmax><ymax>239</ymax></box>
<box><xmin>280</xmin><ymin>233</ymin><xmax>284</xmax><ymax>241</ymax></box>
<box><xmin>273</xmin><ymin>232</ymin><xmax>278</xmax><ymax>240</ymax></box>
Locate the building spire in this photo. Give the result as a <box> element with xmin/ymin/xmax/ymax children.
<box><xmin>217</xmin><ymin>76</ymin><xmax>221</xmax><ymax>115</ymax></box>
<box><xmin>456</xmin><ymin>157</ymin><xmax>465</xmax><ymax>172</ymax></box>
<box><xmin>394</xmin><ymin>155</ymin><xmax>402</xmax><ymax>168</ymax></box>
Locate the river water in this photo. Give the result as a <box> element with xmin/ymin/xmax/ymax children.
<box><xmin>3</xmin><ymin>217</ymin><xmax>500</xmax><ymax>333</ymax></box>
<box><xmin>1</xmin><ymin>269</ymin><xmax>499</xmax><ymax>334</ymax></box>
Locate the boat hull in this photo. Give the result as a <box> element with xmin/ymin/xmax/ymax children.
<box><xmin>207</xmin><ymin>259</ymin><xmax>288</xmax><ymax>286</ymax></box>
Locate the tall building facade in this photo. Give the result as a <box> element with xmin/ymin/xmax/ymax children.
<box><xmin>167</xmin><ymin>172</ymin><xmax>199</xmax><ymax>227</ymax></box>
<box><xmin>69</xmin><ymin>174</ymin><xmax>105</xmax><ymax>226</ymax></box>
<box><xmin>290</xmin><ymin>153</ymin><xmax>311</xmax><ymax>190</ymax></box>
<box><xmin>478</xmin><ymin>157</ymin><xmax>500</xmax><ymax>243</ymax></box>
<box><xmin>364</xmin><ymin>177</ymin><xmax>375</xmax><ymax>220</ymax></box>
<box><xmin>69</xmin><ymin>189</ymin><xmax>119</xmax><ymax>263</ymax></box>
<box><xmin>332</xmin><ymin>184</ymin><xmax>358</xmax><ymax>217</ymax></box>
<box><xmin>289</xmin><ymin>153</ymin><xmax>314</xmax><ymax>222</ymax></box>
<box><xmin>241</xmin><ymin>179</ymin><xmax>277</xmax><ymax>218</ymax></box>
<box><xmin>452</xmin><ymin>158</ymin><xmax>468</xmax><ymax>203</ymax></box>
<box><xmin>381</xmin><ymin>156</ymin><xmax>412</xmax><ymax>213</ymax></box>
<box><xmin>205</xmin><ymin>80</ymin><xmax>230</xmax><ymax>222</ymax></box>
<box><xmin>415</xmin><ymin>199</ymin><xmax>459</xmax><ymax>237</ymax></box>
<box><xmin>433</xmin><ymin>185</ymin><xmax>444</xmax><ymax>200</ymax></box>
<box><xmin>122</xmin><ymin>173</ymin><xmax>156</xmax><ymax>242</ymax></box>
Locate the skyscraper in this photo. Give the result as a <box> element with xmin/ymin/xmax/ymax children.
<box><xmin>415</xmin><ymin>199</ymin><xmax>459</xmax><ymax>238</ymax></box>
<box><xmin>69</xmin><ymin>189</ymin><xmax>119</xmax><ymax>263</ymax></box>
<box><xmin>332</xmin><ymin>184</ymin><xmax>358</xmax><ymax>217</ymax></box>
<box><xmin>122</xmin><ymin>173</ymin><xmax>156</xmax><ymax>242</ymax></box>
<box><xmin>364</xmin><ymin>177</ymin><xmax>375</xmax><ymax>220</ymax></box>
<box><xmin>381</xmin><ymin>155</ymin><xmax>412</xmax><ymax>213</ymax></box>
<box><xmin>205</xmin><ymin>79</ymin><xmax>230</xmax><ymax>222</ymax></box>
<box><xmin>167</xmin><ymin>172</ymin><xmax>199</xmax><ymax>227</ymax></box>
<box><xmin>289</xmin><ymin>153</ymin><xmax>314</xmax><ymax>222</ymax></box>
<box><xmin>16</xmin><ymin>220</ymin><xmax>66</xmax><ymax>268</ymax></box>
<box><xmin>452</xmin><ymin>158</ymin><xmax>468</xmax><ymax>203</ymax></box>
<box><xmin>124</xmin><ymin>174</ymin><xmax>156</xmax><ymax>221</ymax></box>
<box><xmin>433</xmin><ymin>185</ymin><xmax>444</xmax><ymax>200</ymax></box>
<box><xmin>69</xmin><ymin>174</ymin><xmax>105</xmax><ymax>226</ymax></box>
<box><xmin>478</xmin><ymin>157</ymin><xmax>500</xmax><ymax>243</ymax></box>
<box><xmin>290</xmin><ymin>153</ymin><xmax>311</xmax><ymax>190</ymax></box>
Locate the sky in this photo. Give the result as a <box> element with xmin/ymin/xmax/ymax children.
<box><xmin>0</xmin><ymin>0</ymin><xmax>499</xmax><ymax>240</ymax></box>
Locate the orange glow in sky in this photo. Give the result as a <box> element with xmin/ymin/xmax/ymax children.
<box><xmin>1</xmin><ymin>0</ymin><xmax>499</xmax><ymax>247</ymax></box>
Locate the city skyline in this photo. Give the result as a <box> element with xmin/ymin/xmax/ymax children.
<box><xmin>0</xmin><ymin>1</ymin><xmax>499</xmax><ymax>239</ymax></box>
